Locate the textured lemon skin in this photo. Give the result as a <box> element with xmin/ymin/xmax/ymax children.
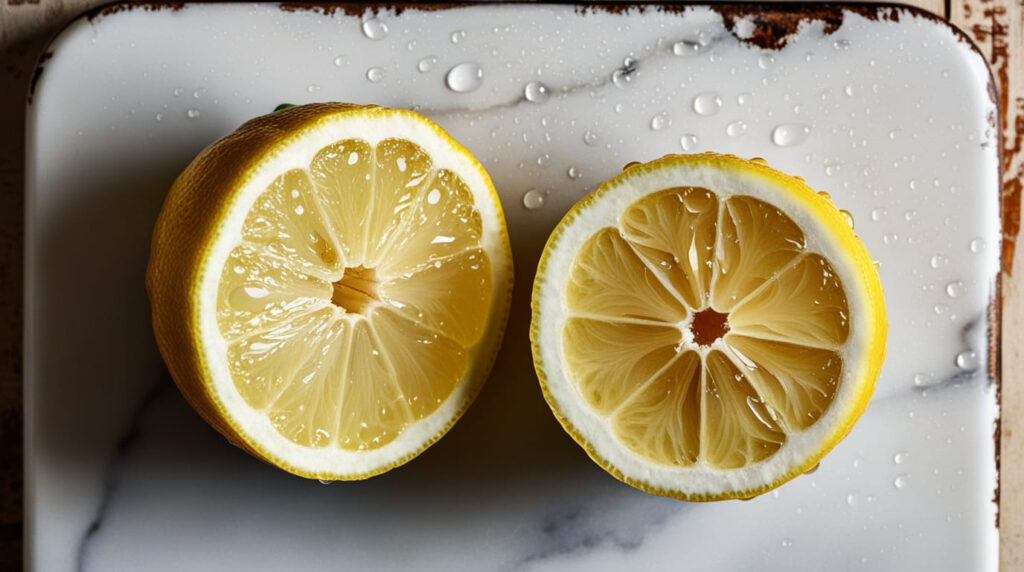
<box><xmin>146</xmin><ymin>103</ymin><xmax>513</xmax><ymax>480</ymax></box>
<box><xmin>530</xmin><ymin>152</ymin><xmax>888</xmax><ymax>501</ymax></box>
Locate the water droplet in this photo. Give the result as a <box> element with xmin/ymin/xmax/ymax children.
<box><xmin>650</xmin><ymin>111</ymin><xmax>672</xmax><ymax>131</ymax></box>
<box><xmin>894</xmin><ymin>451</ymin><xmax>909</xmax><ymax>464</ymax></box>
<box><xmin>366</xmin><ymin>67</ymin><xmax>385</xmax><ymax>83</ymax></box>
<box><xmin>904</xmin><ymin>209</ymin><xmax>917</xmax><ymax>221</ymax></box>
<box><xmin>781</xmin><ymin>538</ymin><xmax>793</xmax><ymax>548</ymax></box>
<box><xmin>846</xmin><ymin>493</ymin><xmax>858</xmax><ymax>505</ymax></box>
<box><xmin>611</xmin><ymin>57</ymin><xmax>638</xmax><ymax>88</ymax></box>
<box><xmin>318</xmin><ymin>479</ymin><xmax>334</xmax><ymax>485</ymax></box>
<box><xmin>757</xmin><ymin>53</ymin><xmax>775</xmax><ymax>70</ymax></box>
<box><xmin>567</xmin><ymin>166</ymin><xmax>582</xmax><ymax>180</ymax></box>
<box><xmin>445</xmin><ymin>62</ymin><xmax>484</xmax><ymax>93</ymax></box>
<box><xmin>306</xmin><ymin>84</ymin><xmax>320</xmax><ymax>93</ymax></box>
<box><xmin>522</xmin><ymin>189</ymin><xmax>545</xmax><ymax>210</ymax></box>
<box><xmin>583</xmin><ymin>130</ymin><xmax>599</xmax><ymax>146</ymax></box>
<box><xmin>771</xmin><ymin>123</ymin><xmax>811</xmax><ymax>147</ymax></box>
<box><xmin>969</xmin><ymin>238</ymin><xmax>984</xmax><ymax>253</ymax></box>
<box><xmin>186</xmin><ymin>108</ymin><xmax>201</xmax><ymax>119</ymax></box>
<box><xmin>825</xmin><ymin>161</ymin><xmax>841</xmax><ymax>176</ymax></box>
<box><xmin>804</xmin><ymin>462</ymin><xmax>820</xmax><ymax>474</ymax></box>
<box><xmin>155</xmin><ymin>113</ymin><xmax>163</xmax><ymax>121</ymax></box>
<box><xmin>172</xmin><ymin>87</ymin><xmax>184</xmax><ymax>97</ymax></box>
<box><xmin>833</xmin><ymin>39</ymin><xmax>851</xmax><ymax>50</ymax></box>
<box><xmin>934</xmin><ymin>303</ymin><xmax>949</xmax><ymax>315</ymax></box>
<box><xmin>930</xmin><ymin>254</ymin><xmax>948</xmax><ymax>268</ymax></box>
<box><xmin>840</xmin><ymin>210</ymin><xmax>854</xmax><ymax>229</ymax></box>
<box><xmin>417</xmin><ymin>56</ymin><xmax>437</xmax><ymax>73</ymax></box>
<box><xmin>870</xmin><ymin>208</ymin><xmax>886</xmax><ymax>222</ymax></box>
<box><xmin>450</xmin><ymin>30</ymin><xmax>466</xmax><ymax>44</ymax></box>
<box><xmin>361</xmin><ymin>17</ymin><xmax>388</xmax><ymax>40</ymax></box>
<box><xmin>693</xmin><ymin>92</ymin><xmax>722</xmax><ymax>116</ymax></box>
<box><xmin>725</xmin><ymin>120</ymin><xmax>747</xmax><ymax>137</ymax></box>
<box><xmin>736</xmin><ymin>92</ymin><xmax>751</xmax><ymax>106</ymax></box>
<box><xmin>679</xmin><ymin>133</ymin><xmax>698</xmax><ymax>151</ymax></box>
<box><xmin>536</xmin><ymin>154</ymin><xmax>550</xmax><ymax>166</ymax></box>
<box><xmin>893</xmin><ymin>474</ymin><xmax>909</xmax><ymax>489</ymax></box>
<box><xmin>844</xmin><ymin>83</ymin><xmax>856</xmax><ymax>97</ymax></box>
<box><xmin>883</xmin><ymin>233</ymin><xmax>899</xmax><ymax>245</ymax></box>
<box><xmin>945</xmin><ymin>280</ymin><xmax>964</xmax><ymax>298</ymax></box>
<box><xmin>672</xmin><ymin>39</ymin><xmax>701</xmax><ymax>56</ymax></box>
<box><xmin>955</xmin><ymin>350</ymin><xmax>979</xmax><ymax>370</ymax></box>
<box><xmin>333</xmin><ymin>55</ymin><xmax>346</xmax><ymax>67</ymax></box>
<box><xmin>524</xmin><ymin>80</ymin><xmax>550</xmax><ymax>103</ymax></box>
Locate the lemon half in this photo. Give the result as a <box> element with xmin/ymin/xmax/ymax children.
<box><xmin>147</xmin><ymin>103</ymin><xmax>513</xmax><ymax>480</ymax></box>
<box><xmin>531</xmin><ymin>153</ymin><xmax>886</xmax><ymax>500</ymax></box>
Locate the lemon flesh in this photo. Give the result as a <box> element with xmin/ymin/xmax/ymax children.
<box><xmin>532</xmin><ymin>153</ymin><xmax>885</xmax><ymax>500</ymax></box>
<box><xmin>148</xmin><ymin>104</ymin><xmax>512</xmax><ymax>479</ymax></box>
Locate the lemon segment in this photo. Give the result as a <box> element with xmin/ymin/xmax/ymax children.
<box><xmin>148</xmin><ymin>103</ymin><xmax>513</xmax><ymax>479</ymax></box>
<box><xmin>532</xmin><ymin>152</ymin><xmax>886</xmax><ymax>500</ymax></box>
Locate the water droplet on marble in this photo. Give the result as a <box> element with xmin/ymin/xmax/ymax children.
<box><xmin>567</xmin><ymin>166</ymin><xmax>582</xmax><ymax>180</ymax></box>
<box><xmin>650</xmin><ymin>111</ymin><xmax>672</xmax><ymax>131</ymax></box>
<box><xmin>583</xmin><ymin>130</ymin><xmax>599</xmax><ymax>146</ymax></box>
<box><xmin>366</xmin><ymin>67</ymin><xmax>385</xmax><ymax>83</ymax></box>
<box><xmin>333</xmin><ymin>55</ymin><xmax>346</xmax><ymax>67</ymax></box>
<box><xmin>172</xmin><ymin>87</ymin><xmax>184</xmax><ymax>97</ymax></box>
<box><xmin>611</xmin><ymin>57</ymin><xmax>638</xmax><ymax>88</ymax></box>
<box><xmin>757</xmin><ymin>53</ymin><xmax>775</xmax><ymax>70</ymax></box>
<box><xmin>417</xmin><ymin>56</ymin><xmax>437</xmax><ymax>73</ymax></box>
<box><xmin>945</xmin><ymin>280</ymin><xmax>964</xmax><ymax>298</ymax></box>
<box><xmin>846</xmin><ymin>493</ymin><xmax>858</xmax><ymax>505</ymax></box>
<box><xmin>904</xmin><ymin>210</ymin><xmax>917</xmax><ymax>221</ymax></box>
<box><xmin>445</xmin><ymin>62</ymin><xmax>484</xmax><ymax>93</ymax></box>
<box><xmin>536</xmin><ymin>153</ymin><xmax>550</xmax><ymax>166</ymax></box>
<box><xmin>825</xmin><ymin>161</ymin><xmax>841</xmax><ymax>176</ymax></box>
<box><xmin>883</xmin><ymin>233</ymin><xmax>899</xmax><ymax>245</ymax></box>
<box><xmin>736</xmin><ymin>92</ymin><xmax>751</xmax><ymax>106</ymax></box>
<box><xmin>955</xmin><ymin>350</ymin><xmax>979</xmax><ymax>370</ymax></box>
<box><xmin>155</xmin><ymin>113</ymin><xmax>163</xmax><ymax>121</ymax></box>
<box><xmin>306</xmin><ymin>84</ymin><xmax>320</xmax><ymax>93</ymax></box>
<box><xmin>870</xmin><ymin>208</ymin><xmax>886</xmax><ymax>222</ymax></box>
<box><xmin>524</xmin><ymin>80</ymin><xmax>550</xmax><ymax>103</ymax></box>
<box><xmin>893</xmin><ymin>474</ymin><xmax>909</xmax><ymax>489</ymax></box>
<box><xmin>450</xmin><ymin>30</ymin><xmax>466</xmax><ymax>44</ymax></box>
<box><xmin>930</xmin><ymin>254</ymin><xmax>948</xmax><ymax>268</ymax></box>
<box><xmin>680</xmin><ymin>133</ymin><xmax>698</xmax><ymax>151</ymax></box>
<box><xmin>894</xmin><ymin>451</ymin><xmax>909</xmax><ymax>464</ymax></box>
<box><xmin>693</xmin><ymin>92</ymin><xmax>722</xmax><ymax>116</ymax></box>
<box><xmin>186</xmin><ymin>108</ymin><xmax>201</xmax><ymax>119</ymax></box>
<box><xmin>771</xmin><ymin>123</ymin><xmax>810</xmax><ymax>146</ymax></box>
<box><xmin>522</xmin><ymin>189</ymin><xmax>545</xmax><ymax>209</ymax></box>
<box><xmin>725</xmin><ymin>120</ymin><xmax>747</xmax><ymax>137</ymax></box>
<box><xmin>361</xmin><ymin>17</ymin><xmax>388</xmax><ymax>40</ymax></box>
<box><xmin>781</xmin><ymin>538</ymin><xmax>793</xmax><ymax>548</ymax></box>
<box><xmin>833</xmin><ymin>39</ymin><xmax>851</xmax><ymax>50</ymax></box>
<box><xmin>672</xmin><ymin>40</ymin><xmax>701</xmax><ymax>56</ymax></box>
<box><xmin>934</xmin><ymin>303</ymin><xmax>949</xmax><ymax>315</ymax></box>
<box><xmin>969</xmin><ymin>238</ymin><xmax>984</xmax><ymax>253</ymax></box>
<box><xmin>844</xmin><ymin>83</ymin><xmax>856</xmax><ymax>97</ymax></box>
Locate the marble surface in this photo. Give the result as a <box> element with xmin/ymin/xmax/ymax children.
<box><xmin>24</xmin><ymin>4</ymin><xmax>1000</xmax><ymax>570</ymax></box>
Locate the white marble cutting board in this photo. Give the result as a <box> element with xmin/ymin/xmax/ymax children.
<box><xmin>25</xmin><ymin>3</ymin><xmax>1000</xmax><ymax>570</ymax></box>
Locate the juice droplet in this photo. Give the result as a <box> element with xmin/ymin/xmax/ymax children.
<box><xmin>366</xmin><ymin>67</ymin><xmax>385</xmax><ymax>83</ymax></box>
<box><xmin>650</xmin><ymin>111</ymin><xmax>672</xmax><ymax>131</ymax></box>
<box><xmin>679</xmin><ymin>133</ymin><xmax>698</xmax><ymax>151</ymax></box>
<box><xmin>445</xmin><ymin>62</ymin><xmax>484</xmax><ymax>93</ymax></box>
<box><xmin>725</xmin><ymin>120</ymin><xmax>747</xmax><ymax>137</ymax></box>
<box><xmin>955</xmin><ymin>350</ymin><xmax>978</xmax><ymax>370</ymax></box>
<box><xmin>524</xmin><ymin>80</ymin><xmax>551</xmax><ymax>103</ymax></box>
<box><xmin>417</xmin><ymin>56</ymin><xmax>437</xmax><ymax>73</ymax></box>
<box><xmin>692</xmin><ymin>92</ymin><xmax>722</xmax><ymax>116</ymax></box>
<box><xmin>771</xmin><ymin>123</ymin><xmax>811</xmax><ymax>147</ymax></box>
<box><xmin>361</xmin><ymin>17</ymin><xmax>388</xmax><ymax>40</ymax></box>
<box><xmin>839</xmin><ymin>209</ymin><xmax>854</xmax><ymax>229</ymax></box>
<box><xmin>522</xmin><ymin>189</ymin><xmax>545</xmax><ymax>210</ymax></box>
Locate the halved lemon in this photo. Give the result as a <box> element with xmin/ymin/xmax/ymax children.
<box><xmin>147</xmin><ymin>103</ymin><xmax>513</xmax><ymax>480</ymax></box>
<box><xmin>531</xmin><ymin>152</ymin><xmax>886</xmax><ymax>500</ymax></box>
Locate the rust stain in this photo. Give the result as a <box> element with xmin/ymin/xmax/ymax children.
<box><xmin>278</xmin><ymin>2</ymin><xmax>471</xmax><ymax>17</ymax></box>
<box><xmin>85</xmin><ymin>1</ymin><xmax>184</xmax><ymax>22</ymax></box>
<box><xmin>990</xmin><ymin>274</ymin><xmax>1002</xmax><ymax>527</ymax></box>
<box><xmin>966</xmin><ymin>0</ymin><xmax>1023</xmax><ymax>275</ymax></box>
<box><xmin>7</xmin><ymin>0</ymin><xmax>42</xmax><ymax>5</ymax></box>
<box><xmin>26</xmin><ymin>50</ymin><xmax>53</xmax><ymax>105</ymax></box>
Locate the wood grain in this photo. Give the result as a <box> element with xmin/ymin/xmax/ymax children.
<box><xmin>0</xmin><ymin>1</ymin><xmax>1020</xmax><ymax>569</ymax></box>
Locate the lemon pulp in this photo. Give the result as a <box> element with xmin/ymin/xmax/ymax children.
<box><xmin>217</xmin><ymin>138</ymin><xmax>492</xmax><ymax>451</ymax></box>
<box><xmin>563</xmin><ymin>187</ymin><xmax>849</xmax><ymax>470</ymax></box>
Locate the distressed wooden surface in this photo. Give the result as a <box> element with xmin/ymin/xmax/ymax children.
<box><xmin>1</xmin><ymin>0</ymin><xmax>1021</xmax><ymax>569</ymax></box>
